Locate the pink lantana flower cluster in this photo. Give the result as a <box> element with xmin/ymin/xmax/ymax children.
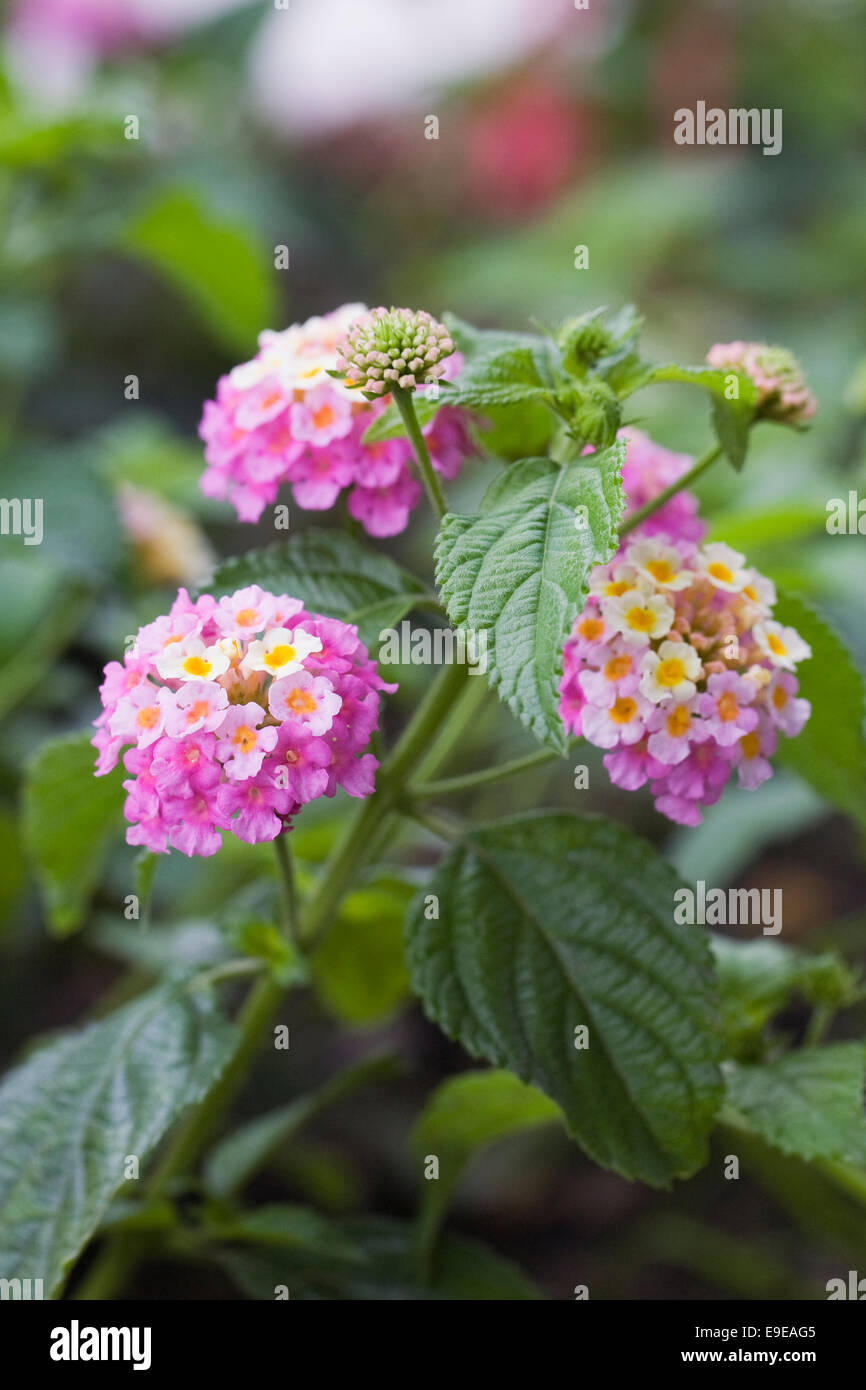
<box><xmin>706</xmin><ymin>341</ymin><xmax>817</xmax><ymax>424</ymax></box>
<box><xmin>92</xmin><ymin>585</ymin><xmax>395</xmax><ymax>857</ymax></box>
<box><xmin>199</xmin><ymin>303</ymin><xmax>475</xmax><ymax>537</ymax></box>
<box><xmin>560</xmin><ymin>530</ymin><xmax>812</xmax><ymax>827</ymax></box>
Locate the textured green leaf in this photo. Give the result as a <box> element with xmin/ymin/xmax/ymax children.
<box><xmin>435</xmin><ymin>444</ymin><xmax>625</xmax><ymax>750</ymax></box>
<box><xmin>773</xmin><ymin>591</ymin><xmax>866</xmax><ymax>830</ymax></box>
<box><xmin>203</xmin><ymin>529</ymin><xmax>426</xmax><ymax>651</ymax></box>
<box><xmin>726</xmin><ymin>1045</ymin><xmax>866</xmax><ymax>1163</ymax></box>
<box><xmin>22</xmin><ymin>732</ymin><xmax>125</xmax><ymax>935</ymax></box>
<box><xmin>123</xmin><ymin>189</ymin><xmax>276</xmax><ymax>352</ymax></box>
<box><xmin>405</xmin><ymin>812</ymin><xmax>723</xmax><ymax>1186</ymax></box>
<box><xmin>712</xmin><ymin>936</ymin><xmax>858</xmax><ymax>1059</ymax></box>
<box><xmin>0</xmin><ymin>982</ymin><xmax>236</xmax><ymax>1295</ymax></box>
<box><xmin>312</xmin><ymin>876</ymin><xmax>413</xmax><ymax>1025</ymax></box>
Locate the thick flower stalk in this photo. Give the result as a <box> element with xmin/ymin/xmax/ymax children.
<box><xmin>199</xmin><ymin>303</ymin><xmax>474</xmax><ymax>537</ymax></box>
<box><xmin>560</xmin><ymin>529</ymin><xmax>812</xmax><ymax>828</ymax></box>
<box><xmin>706</xmin><ymin>341</ymin><xmax>816</xmax><ymax>423</ymax></box>
<box><xmin>92</xmin><ymin>585</ymin><xmax>395</xmax><ymax>856</ymax></box>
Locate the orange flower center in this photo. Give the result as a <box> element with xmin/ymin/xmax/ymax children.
<box><xmin>609</xmin><ymin>696</ymin><xmax>638</xmax><ymax>725</ymax></box>
<box><xmin>716</xmin><ymin>690</ymin><xmax>739</xmax><ymax>722</ymax></box>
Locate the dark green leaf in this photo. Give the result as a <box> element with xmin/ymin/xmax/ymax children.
<box><xmin>0</xmin><ymin>982</ymin><xmax>236</xmax><ymax>1295</ymax></box>
<box><xmin>435</xmin><ymin>444</ymin><xmax>624</xmax><ymax>750</ymax></box>
<box><xmin>202</xmin><ymin>529</ymin><xmax>427</xmax><ymax>651</ymax></box>
<box><xmin>405</xmin><ymin>812</ymin><xmax>723</xmax><ymax>1186</ymax></box>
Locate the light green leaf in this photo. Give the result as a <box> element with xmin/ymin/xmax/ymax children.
<box><xmin>412</xmin><ymin>1071</ymin><xmax>560</xmax><ymax>1246</ymax></box>
<box><xmin>414</xmin><ymin>1069</ymin><xmax>561</xmax><ymax>1160</ymax></box>
<box><xmin>123</xmin><ymin>189</ymin><xmax>276</xmax><ymax>352</ymax></box>
<box><xmin>435</xmin><ymin>444</ymin><xmax>624</xmax><ymax>750</ymax></box>
<box><xmin>405</xmin><ymin>812</ymin><xmax>723</xmax><ymax>1186</ymax></box>
<box><xmin>0</xmin><ymin>982</ymin><xmax>236</xmax><ymax>1295</ymax></box>
<box><xmin>725</xmin><ymin>1045</ymin><xmax>866</xmax><ymax>1163</ymax></box>
<box><xmin>712</xmin><ymin>936</ymin><xmax>858</xmax><ymax>1059</ymax></box>
<box><xmin>22</xmin><ymin>732</ymin><xmax>125</xmax><ymax>936</ymax></box>
<box><xmin>312</xmin><ymin>876</ymin><xmax>413</xmax><ymax>1025</ymax></box>
<box><xmin>203</xmin><ymin>529</ymin><xmax>427</xmax><ymax>651</ymax></box>
<box><xmin>773</xmin><ymin>591</ymin><xmax>866</xmax><ymax>830</ymax></box>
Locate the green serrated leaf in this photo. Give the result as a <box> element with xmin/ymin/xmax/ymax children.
<box><xmin>773</xmin><ymin>591</ymin><xmax>866</xmax><ymax>830</ymax></box>
<box><xmin>0</xmin><ymin>982</ymin><xmax>237</xmax><ymax>1295</ymax></box>
<box><xmin>22</xmin><ymin>732</ymin><xmax>125</xmax><ymax>935</ymax></box>
<box><xmin>725</xmin><ymin>1045</ymin><xmax>866</xmax><ymax>1164</ymax></box>
<box><xmin>202</xmin><ymin>529</ymin><xmax>426</xmax><ymax>652</ymax></box>
<box><xmin>435</xmin><ymin>445</ymin><xmax>624</xmax><ymax>750</ymax></box>
<box><xmin>405</xmin><ymin>812</ymin><xmax>724</xmax><ymax>1186</ymax></box>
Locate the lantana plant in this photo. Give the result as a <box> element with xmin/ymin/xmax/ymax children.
<box><xmin>6</xmin><ymin>302</ymin><xmax>866</xmax><ymax>1302</ymax></box>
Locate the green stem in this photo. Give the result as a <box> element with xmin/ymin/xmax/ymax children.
<box><xmin>392</xmin><ymin>386</ymin><xmax>448</xmax><ymax>520</ymax></box>
<box><xmin>804</xmin><ymin>1002</ymin><xmax>834</xmax><ymax>1048</ymax></box>
<box><xmin>619</xmin><ymin>442</ymin><xmax>722</xmax><ymax>538</ymax></box>
<box><xmin>412</xmin><ymin>746</ymin><xmax>559</xmax><ymax>800</ymax></box>
<box><xmin>273</xmin><ymin>832</ymin><xmax>299</xmax><ymax>946</ymax></box>
<box><xmin>301</xmin><ymin>661</ymin><xmax>470</xmax><ymax>946</ymax></box>
<box><xmin>74</xmin><ymin>662</ymin><xmax>479</xmax><ymax>1300</ymax></box>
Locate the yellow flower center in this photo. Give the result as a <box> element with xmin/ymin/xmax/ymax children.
<box><xmin>286</xmin><ymin>688</ymin><xmax>318</xmax><ymax>714</ymax></box>
<box><xmin>743</xmin><ymin>584</ymin><xmax>758</xmax><ymax>601</ymax></box>
<box><xmin>183</xmin><ymin>656</ymin><xmax>211</xmax><ymax>677</ymax></box>
<box><xmin>136</xmin><ymin>705</ymin><xmax>160</xmax><ymax>730</ymax></box>
<box><xmin>740</xmin><ymin>731</ymin><xmax>761</xmax><ymax>759</ymax></box>
<box><xmin>604</xmin><ymin>654</ymin><xmax>632</xmax><ymax>681</ymax></box>
<box><xmin>647</xmin><ymin>559</ymin><xmax>675</xmax><ymax>584</ymax></box>
<box><xmin>604</xmin><ymin>580</ymin><xmax>629</xmax><ymax>597</ymax></box>
<box><xmin>625</xmin><ymin>606</ymin><xmax>656</xmax><ymax>633</ymax></box>
<box><xmin>716</xmin><ymin>690</ymin><xmax>739</xmax><ymax>722</ymax></box>
<box><xmin>707</xmin><ymin>562</ymin><xmax>734</xmax><ymax>584</ymax></box>
<box><xmin>656</xmin><ymin>657</ymin><xmax>687</xmax><ymax>688</ymax></box>
<box><xmin>609</xmin><ymin>696</ymin><xmax>638</xmax><ymax>725</ymax></box>
<box><xmin>578</xmin><ymin>617</ymin><xmax>604</xmax><ymax>641</ymax></box>
<box><xmin>666</xmin><ymin>705</ymin><xmax>691</xmax><ymax>738</ymax></box>
<box><xmin>186</xmin><ymin>700</ymin><xmax>212</xmax><ymax>725</ymax></box>
<box><xmin>264</xmin><ymin>644</ymin><xmax>296</xmax><ymax>670</ymax></box>
<box><xmin>232</xmin><ymin>725</ymin><xmax>258</xmax><ymax>753</ymax></box>
<box><xmin>772</xmin><ymin>685</ymin><xmax>788</xmax><ymax>710</ymax></box>
<box><xmin>767</xmin><ymin>632</ymin><xmax>787</xmax><ymax>657</ymax></box>
<box><xmin>235</xmin><ymin>608</ymin><xmax>259</xmax><ymax>628</ymax></box>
